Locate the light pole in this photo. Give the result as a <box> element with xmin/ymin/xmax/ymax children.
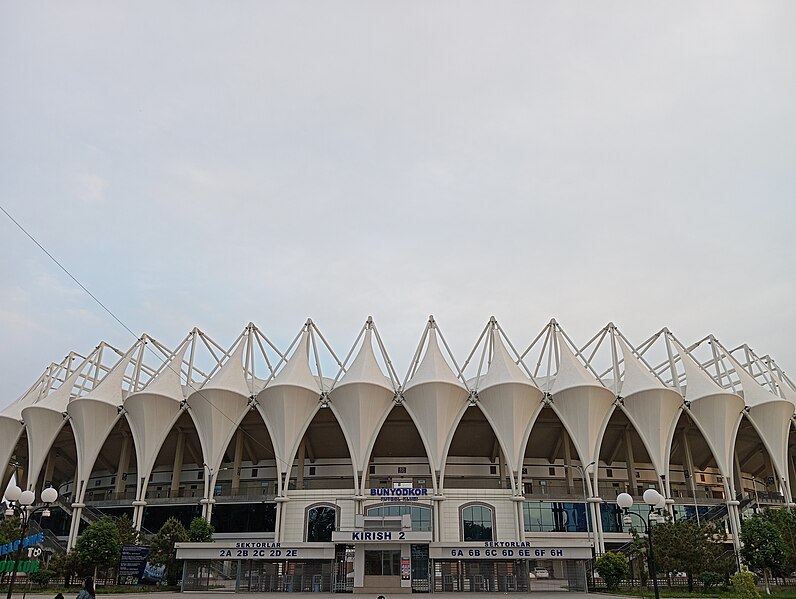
<box><xmin>616</xmin><ymin>489</ymin><xmax>665</xmax><ymax>599</ymax></box>
<box><xmin>3</xmin><ymin>484</ymin><xmax>59</xmax><ymax>599</ymax></box>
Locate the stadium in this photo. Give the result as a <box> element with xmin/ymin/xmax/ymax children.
<box><xmin>2</xmin><ymin>316</ymin><xmax>795</xmax><ymax>594</ymax></box>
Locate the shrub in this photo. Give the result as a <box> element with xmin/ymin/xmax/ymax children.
<box><xmin>731</xmin><ymin>570</ymin><xmax>760</xmax><ymax>599</ymax></box>
<box><xmin>595</xmin><ymin>551</ymin><xmax>630</xmax><ymax>591</ymax></box>
<box><xmin>29</xmin><ymin>568</ymin><xmax>53</xmax><ymax>588</ymax></box>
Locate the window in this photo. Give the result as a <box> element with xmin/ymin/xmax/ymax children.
<box><xmin>369</xmin><ymin>465</ymin><xmax>376</xmax><ymax>474</ymax></box>
<box><xmin>306</xmin><ymin>504</ymin><xmax>337</xmax><ymax>542</ymax></box>
<box><xmin>548</xmin><ymin>467</ymin><xmax>556</xmax><ymax>476</ymax></box>
<box><xmin>198</xmin><ymin>470</ymin><xmax>203</xmax><ymax>480</ymax></box>
<box><xmin>398</xmin><ymin>466</ymin><xmax>407</xmax><ymax>474</ymax></box>
<box><xmin>364</xmin><ymin>550</ymin><xmax>400</xmax><ymax>575</ymax></box>
<box><xmin>251</xmin><ymin>468</ymin><xmax>258</xmax><ymax>477</ymax></box>
<box><xmin>367</xmin><ymin>504</ymin><xmax>432</xmax><ymax>532</ymax></box>
<box><xmin>309</xmin><ymin>466</ymin><xmax>316</xmax><ymax>476</ymax></box>
<box><xmin>489</xmin><ymin>466</ymin><xmax>497</xmax><ymax>475</ymax></box>
<box><xmin>606</xmin><ymin>469</ymin><xmax>613</xmax><ymax>478</ymax></box>
<box><xmin>94</xmin><ymin>479</ymin><xmax>101</xmax><ymax>487</ymax></box>
<box><xmin>461</xmin><ymin>504</ymin><xmax>493</xmax><ymax>541</ymax></box>
<box><xmin>523</xmin><ymin>501</ymin><xmax>590</xmax><ymax>533</ymax></box>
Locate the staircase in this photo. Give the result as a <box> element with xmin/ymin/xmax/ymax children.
<box><xmin>27</xmin><ymin>519</ymin><xmax>66</xmax><ymax>554</ymax></box>
<box><xmin>53</xmin><ymin>499</ymin><xmax>155</xmax><ymax>541</ymax></box>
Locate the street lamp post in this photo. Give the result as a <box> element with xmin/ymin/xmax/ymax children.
<box><xmin>3</xmin><ymin>484</ymin><xmax>59</xmax><ymax>599</ymax></box>
<box><xmin>616</xmin><ymin>489</ymin><xmax>666</xmax><ymax>599</ymax></box>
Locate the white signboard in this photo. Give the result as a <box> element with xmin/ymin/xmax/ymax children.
<box><xmin>429</xmin><ymin>543</ymin><xmax>591</xmax><ymax>560</ymax></box>
<box><xmin>331</xmin><ymin>530</ymin><xmax>433</xmax><ymax>543</ymax></box>
<box><xmin>175</xmin><ymin>541</ymin><xmax>333</xmax><ymax>561</ymax></box>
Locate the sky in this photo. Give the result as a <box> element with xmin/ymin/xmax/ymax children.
<box><xmin>1</xmin><ymin>1</ymin><xmax>794</xmax><ymax>407</ymax></box>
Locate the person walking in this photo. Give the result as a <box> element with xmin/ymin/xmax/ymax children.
<box><xmin>75</xmin><ymin>577</ymin><xmax>95</xmax><ymax>599</ymax></box>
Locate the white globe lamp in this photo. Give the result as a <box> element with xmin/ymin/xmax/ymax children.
<box><xmin>643</xmin><ymin>489</ymin><xmax>662</xmax><ymax>506</ymax></box>
<box><xmin>616</xmin><ymin>492</ymin><xmax>633</xmax><ymax>510</ymax></box>
<box><xmin>5</xmin><ymin>485</ymin><xmax>22</xmax><ymax>503</ymax></box>
<box><xmin>41</xmin><ymin>487</ymin><xmax>58</xmax><ymax>504</ymax></box>
<box><xmin>19</xmin><ymin>490</ymin><xmax>35</xmax><ymax>506</ymax></box>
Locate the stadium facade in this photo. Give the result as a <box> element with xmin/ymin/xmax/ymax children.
<box><xmin>2</xmin><ymin>317</ymin><xmax>795</xmax><ymax>593</ymax></box>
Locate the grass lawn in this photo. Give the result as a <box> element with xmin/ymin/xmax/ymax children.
<box><xmin>603</xmin><ymin>587</ymin><xmax>796</xmax><ymax>598</ymax></box>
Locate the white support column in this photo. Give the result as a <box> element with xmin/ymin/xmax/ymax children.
<box><xmin>624</xmin><ymin>428</ymin><xmax>637</xmax><ymax>495</ymax></box>
<box><xmin>734</xmin><ymin>451</ymin><xmax>744</xmax><ymax>499</ymax></box>
<box><xmin>682</xmin><ymin>430</ymin><xmax>698</xmax><ymax>499</ymax></box>
<box><xmin>170</xmin><ymin>429</ymin><xmax>185</xmax><ymax>497</ymax></box>
<box><xmin>563</xmin><ymin>439</ymin><xmax>574</xmax><ymax>495</ymax></box>
<box><xmin>296</xmin><ymin>439</ymin><xmax>306</xmax><ymax>490</ymax></box>
<box><xmin>231</xmin><ymin>431</ymin><xmax>243</xmax><ymax>496</ymax></box>
<box><xmin>115</xmin><ymin>434</ymin><xmax>131</xmax><ymax>497</ymax></box>
<box><xmin>43</xmin><ymin>455</ymin><xmax>55</xmax><ymax>490</ymax></box>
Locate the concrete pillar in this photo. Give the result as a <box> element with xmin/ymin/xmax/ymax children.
<box><xmin>231</xmin><ymin>431</ymin><xmax>243</xmax><ymax>496</ymax></box>
<box><xmin>563</xmin><ymin>438</ymin><xmax>574</xmax><ymax>495</ymax></box>
<box><xmin>624</xmin><ymin>428</ymin><xmax>637</xmax><ymax>495</ymax></box>
<box><xmin>734</xmin><ymin>451</ymin><xmax>744</xmax><ymax>499</ymax></box>
<box><xmin>115</xmin><ymin>434</ymin><xmax>131</xmax><ymax>496</ymax></box>
<box><xmin>681</xmin><ymin>430</ymin><xmax>698</xmax><ymax>499</ymax></box>
<box><xmin>170</xmin><ymin>429</ymin><xmax>185</xmax><ymax>497</ymax></box>
<box><xmin>296</xmin><ymin>439</ymin><xmax>306</xmax><ymax>489</ymax></box>
<box><xmin>498</xmin><ymin>447</ymin><xmax>507</xmax><ymax>489</ymax></box>
<box><xmin>43</xmin><ymin>455</ymin><xmax>56</xmax><ymax>489</ymax></box>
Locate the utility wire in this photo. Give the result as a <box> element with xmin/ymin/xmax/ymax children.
<box><xmin>0</xmin><ymin>203</ymin><xmax>299</xmax><ymax>477</ymax></box>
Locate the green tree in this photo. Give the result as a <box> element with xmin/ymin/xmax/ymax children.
<box><xmin>740</xmin><ymin>514</ymin><xmax>787</xmax><ymax>595</ymax></box>
<box><xmin>0</xmin><ymin>518</ymin><xmax>22</xmax><ymax>585</ymax></box>
<box><xmin>149</xmin><ymin>517</ymin><xmax>188</xmax><ymax>586</ymax></box>
<box><xmin>595</xmin><ymin>551</ymin><xmax>630</xmax><ymax>591</ymax></box>
<box><xmin>50</xmin><ymin>549</ymin><xmax>90</xmax><ymax>587</ymax></box>
<box><xmin>763</xmin><ymin>507</ymin><xmax>796</xmax><ymax>574</ymax></box>
<box><xmin>115</xmin><ymin>513</ymin><xmax>140</xmax><ymax>545</ymax></box>
<box><xmin>188</xmin><ymin>517</ymin><xmax>214</xmax><ymax>542</ymax></box>
<box><xmin>652</xmin><ymin>518</ymin><xmax>730</xmax><ymax>591</ymax></box>
<box><xmin>75</xmin><ymin>516</ymin><xmax>123</xmax><ymax>578</ymax></box>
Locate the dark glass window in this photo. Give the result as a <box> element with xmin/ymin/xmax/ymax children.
<box><xmin>366</xmin><ymin>504</ymin><xmax>432</xmax><ymax>532</ymax></box>
<box><xmin>306</xmin><ymin>505</ymin><xmax>336</xmax><ymax>542</ymax></box>
<box><xmin>364</xmin><ymin>550</ymin><xmax>401</xmax><ymax>575</ymax></box>
<box><xmin>462</xmin><ymin>504</ymin><xmax>493</xmax><ymax>541</ymax></box>
<box><xmin>211</xmin><ymin>503</ymin><xmax>276</xmax><ymax>533</ymax></box>
<box><xmin>523</xmin><ymin>501</ymin><xmax>590</xmax><ymax>532</ymax></box>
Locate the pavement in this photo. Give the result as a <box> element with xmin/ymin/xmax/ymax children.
<box><xmin>14</xmin><ymin>594</ymin><xmax>631</xmax><ymax>599</ymax></box>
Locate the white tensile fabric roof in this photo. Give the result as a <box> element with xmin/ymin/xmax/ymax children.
<box><xmin>2</xmin><ymin>317</ymin><xmax>794</xmax><ymax>512</ymax></box>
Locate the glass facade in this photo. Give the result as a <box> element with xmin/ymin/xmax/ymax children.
<box><xmin>523</xmin><ymin>501</ymin><xmax>590</xmax><ymax>532</ymax></box>
<box><xmin>212</xmin><ymin>503</ymin><xmax>277</xmax><ymax>533</ymax></box>
<box><xmin>366</xmin><ymin>504</ymin><xmax>432</xmax><ymax>531</ymax></box>
<box><xmin>364</xmin><ymin>550</ymin><xmax>401</xmax><ymax>575</ymax></box>
<box><xmin>462</xmin><ymin>504</ymin><xmax>493</xmax><ymax>541</ymax></box>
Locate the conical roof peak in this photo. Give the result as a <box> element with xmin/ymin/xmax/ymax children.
<box><xmin>81</xmin><ymin>342</ymin><xmax>139</xmax><ymax>406</ymax></box>
<box><xmin>338</xmin><ymin>329</ymin><xmax>392</xmax><ymax>390</ymax></box>
<box><xmin>269</xmin><ymin>330</ymin><xmax>320</xmax><ymax>393</ymax></box>
<box><xmin>133</xmin><ymin>339</ymin><xmax>190</xmax><ymax>401</ymax></box>
<box><xmin>405</xmin><ymin>328</ymin><xmax>465</xmax><ymax>390</ymax></box>
<box><xmin>201</xmin><ymin>340</ymin><xmax>250</xmax><ymax>397</ymax></box>
<box><xmin>618</xmin><ymin>336</ymin><xmax>667</xmax><ymax>397</ymax></box>
<box><xmin>551</xmin><ymin>330</ymin><xmax>603</xmax><ymax>394</ymax></box>
<box><xmin>479</xmin><ymin>330</ymin><xmax>535</xmax><ymax>391</ymax></box>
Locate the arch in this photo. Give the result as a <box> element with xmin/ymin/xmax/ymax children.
<box><xmin>288</xmin><ymin>406</ymin><xmax>355</xmax><ymax>491</ymax></box>
<box><xmin>459</xmin><ymin>502</ymin><xmax>495</xmax><ymax>541</ymax></box>
<box><xmin>77</xmin><ymin>416</ymin><xmax>138</xmax><ymax>504</ymax></box>
<box><xmin>362</xmin><ymin>405</ymin><xmax>433</xmax><ymax>492</ymax></box>
<box><xmin>213</xmin><ymin>409</ymin><xmax>279</xmax><ymax>498</ymax></box>
<box><xmin>667</xmin><ymin>411</ymin><xmax>723</xmax><ymax>501</ymax></box>
<box><xmin>734</xmin><ymin>413</ymin><xmax>785</xmax><ymax>500</ymax></box>
<box><xmin>520</xmin><ymin>406</ymin><xmax>589</xmax><ymax>497</ymax></box>
<box><xmin>596</xmin><ymin>409</ymin><xmax>655</xmax><ymax>499</ymax></box>
<box><xmin>305</xmin><ymin>502</ymin><xmax>339</xmax><ymax>542</ymax></box>
<box><xmin>442</xmin><ymin>406</ymin><xmax>507</xmax><ymax>491</ymax></box>
<box><xmin>0</xmin><ymin>431</ymin><xmax>28</xmax><ymax>493</ymax></box>
<box><xmin>144</xmin><ymin>411</ymin><xmax>205</xmax><ymax>502</ymax></box>
<box><xmin>39</xmin><ymin>420</ymin><xmax>79</xmax><ymax>500</ymax></box>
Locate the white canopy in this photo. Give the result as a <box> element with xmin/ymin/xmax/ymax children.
<box><xmin>328</xmin><ymin>328</ymin><xmax>395</xmax><ymax>493</ymax></box>
<box><xmin>549</xmin><ymin>331</ymin><xmax>615</xmax><ymax>475</ymax></box>
<box><xmin>0</xmin><ymin>375</ymin><xmax>47</xmax><ymax>488</ymax></box>
<box><xmin>21</xmin><ymin>359</ymin><xmax>89</xmax><ymax>491</ymax></box>
<box><xmin>68</xmin><ymin>342</ymin><xmax>139</xmax><ymax>502</ymax></box>
<box><xmin>256</xmin><ymin>331</ymin><xmax>323</xmax><ymax>493</ymax></box>
<box><xmin>725</xmin><ymin>349</ymin><xmax>795</xmax><ymax>499</ymax></box>
<box><xmin>675</xmin><ymin>342</ymin><xmax>744</xmax><ymax>483</ymax></box>
<box><xmin>475</xmin><ymin>330</ymin><xmax>543</xmax><ymax>484</ymax></box>
<box><xmin>403</xmin><ymin>328</ymin><xmax>470</xmax><ymax>487</ymax></box>
<box><xmin>186</xmin><ymin>340</ymin><xmax>252</xmax><ymax>489</ymax></box>
<box><xmin>617</xmin><ymin>337</ymin><xmax>683</xmax><ymax>483</ymax></box>
<box><xmin>124</xmin><ymin>338</ymin><xmax>190</xmax><ymax>499</ymax></box>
